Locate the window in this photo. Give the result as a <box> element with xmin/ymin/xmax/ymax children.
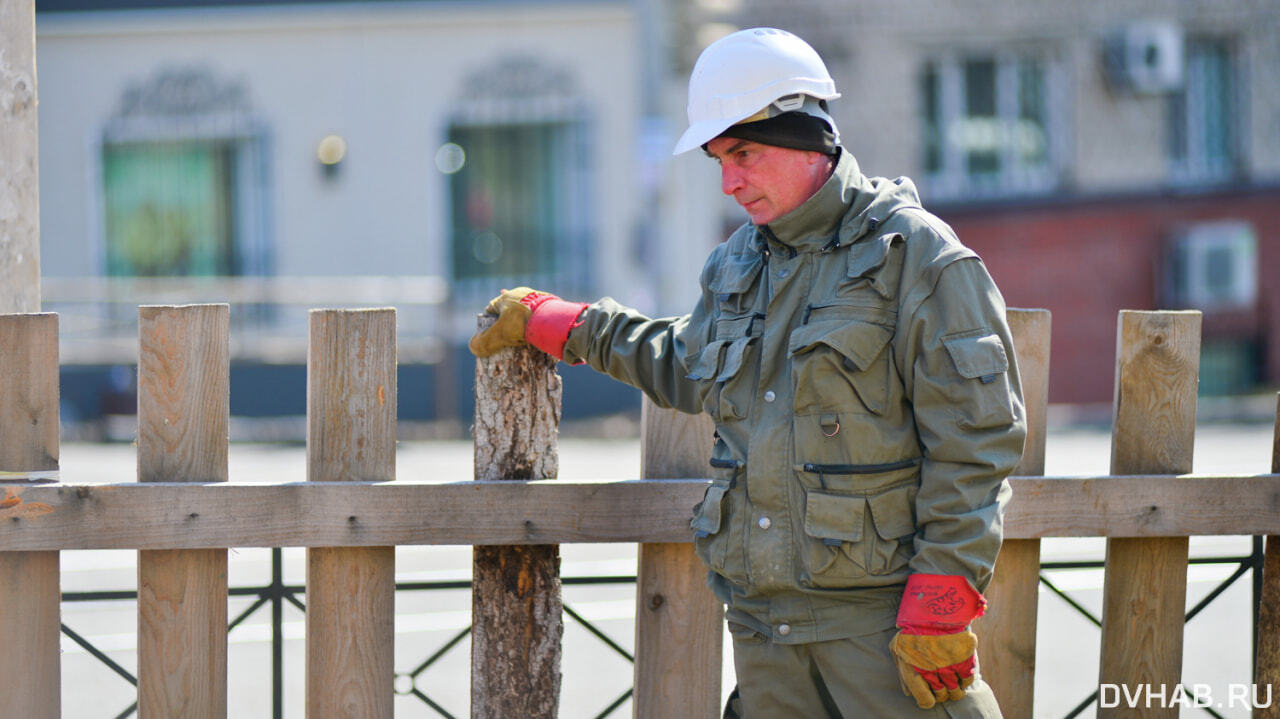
<box><xmin>103</xmin><ymin>141</ymin><xmax>237</xmax><ymax>277</ymax></box>
<box><xmin>446</xmin><ymin>122</ymin><xmax>582</xmax><ymax>284</ymax></box>
<box><xmin>921</xmin><ymin>52</ymin><xmax>1058</xmax><ymax>199</ymax></box>
<box><xmin>442</xmin><ymin>55</ymin><xmax>594</xmax><ymax>298</ymax></box>
<box><xmin>1169</xmin><ymin>38</ymin><xmax>1238</xmax><ymax>182</ymax></box>
<box><xmin>98</xmin><ymin>67</ymin><xmax>269</xmax><ymax>279</ymax></box>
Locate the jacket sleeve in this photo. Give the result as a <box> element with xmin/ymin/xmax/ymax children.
<box><xmin>560</xmin><ymin>295</ymin><xmax>711</xmax><ymax>416</ymax></box>
<box><xmin>900</xmin><ymin>256</ymin><xmax>1026</xmax><ymax>592</ymax></box>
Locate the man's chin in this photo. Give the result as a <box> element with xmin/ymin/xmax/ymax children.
<box><xmin>743</xmin><ymin>205</ymin><xmax>775</xmax><ymax>225</ymax></box>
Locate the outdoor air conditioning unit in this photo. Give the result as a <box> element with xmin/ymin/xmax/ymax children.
<box><xmin>1103</xmin><ymin>21</ymin><xmax>1184</xmax><ymax>94</ymax></box>
<box><xmin>1163</xmin><ymin>220</ymin><xmax>1258</xmax><ymax>311</ymax></box>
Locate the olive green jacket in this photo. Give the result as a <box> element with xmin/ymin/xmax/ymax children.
<box><xmin>563</xmin><ymin>151</ymin><xmax>1026</xmax><ymax>643</ymax></box>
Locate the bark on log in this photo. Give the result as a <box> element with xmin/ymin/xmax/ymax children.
<box><xmin>471</xmin><ymin>314</ymin><xmax>563</xmax><ymax>719</ymax></box>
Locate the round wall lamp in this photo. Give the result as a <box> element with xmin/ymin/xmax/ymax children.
<box><xmin>317</xmin><ymin>134</ymin><xmax>347</xmax><ymax>178</ymax></box>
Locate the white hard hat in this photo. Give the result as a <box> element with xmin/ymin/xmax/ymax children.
<box><xmin>674</xmin><ymin>28</ymin><xmax>840</xmax><ymax>155</ymax></box>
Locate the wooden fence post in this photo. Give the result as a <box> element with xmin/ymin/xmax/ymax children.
<box><xmin>1254</xmin><ymin>393</ymin><xmax>1280</xmax><ymax>718</ymax></box>
<box><xmin>136</xmin><ymin>304</ymin><xmax>229</xmax><ymax>718</ymax></box>
<box><xmin>471</xmin><ymin>315</ymin><xmax>563</xmax><ymax>718</ymax></box>
<box><xmin>0</xmin><ymin>313</ymin><xmax>60</xmax><ymax>719</ymax></box>
<box><xmin>1097</xmin><ymin>310</ymin><xmax>1200</xmax><ymax>719</ymax></box>
<box><xmin>1</xmin><ymin>0</ymin><xmax>41</xmax><ymax>313</ymax></box>
<box><xmin>306</xmin><ymin>308</ymin><xmax>397</xmax><ymax>718</ymax></box>
<box><xmin>634</xmin><ymin>399</ymin><xmax>721</xmax><ymax>719</ymax></box>
<box><xmin>976</xmin><ymin>308</ymin><xmax>1051</xmax><ymax>719</ymax></box>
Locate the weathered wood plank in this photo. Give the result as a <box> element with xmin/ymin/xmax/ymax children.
<box><xmin>635</xmin><ymin>401</ymin><xmax>720</xmax><ymax>719</ymax></box>
<box><xmin>1255</xmin><ymin>393</ymin><xmax>1280</xmax><ymax>719</ymax></box>
<box><xmin>471</xmin><ymin>314</ymin><xmax>562</xmax><ymax>719</ymax></box>
<box><xmin>137</xmin><ymin>305</ymin><xmax>229</xmax><ymax>719</ymax></box>
<box><xmin>978</xmin><ymin>308</ymin><xmax>1050</xmax><ymax>719</ymax></box>
<box><xmin>0</xmin><ymin>0</ymin><xmax>41</xmax><ymax>313</ymax></box>
<box><xmin>0</xmin><ymin>312</ymin><xmax>60</xmax><ymax>719</ymax></box>
<box><xmin>1098</xmin><ymin>310</ymin><xmax>1200</xmax><ymax>719</ymax></box>
<box><xmin>4</xmin><ymin>475</ymin><xmax>1280</xmax><ymax>550</ymax></box>
<box><xmin>0</xmin><ymin>314</ymin><xmax>58</xmax><ymax>469</ymax></box>
<box><xmin>137</xmin><ymin>305</ymin><xmax>229</xmax><ymax>484</ymax></box>
<box><xmin>305</xmin><ymin>309</ymin><xmax>396</xmax><ymax>719</ymax></box>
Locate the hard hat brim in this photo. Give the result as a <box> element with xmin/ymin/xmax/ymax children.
<box><xmin>673</xmin><ymin>118</ymin><xmax>741</xmax><ymax>156</ymax></box>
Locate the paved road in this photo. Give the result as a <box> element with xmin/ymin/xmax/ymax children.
<box><xmin>54</xmin><ymin>422</ymin><xmax>1275</xmax><ymax>718</ymax></box>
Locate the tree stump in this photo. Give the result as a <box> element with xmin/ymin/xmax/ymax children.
<box><xmin>471</xmin><ymin>314</ymin><xmax>563</xmax><ymax>718</ymax></box>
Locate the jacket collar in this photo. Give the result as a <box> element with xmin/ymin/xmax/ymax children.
<box><xmin>758</xmin><ymin>149</ymin><xmax>876</xmax><ymax>254</ymax></box>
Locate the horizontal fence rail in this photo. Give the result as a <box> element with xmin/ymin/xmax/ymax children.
<box><xmin>3</xmin><ymin>476</ymin><xmax>1280</xmax><ymax>551</ymax></box>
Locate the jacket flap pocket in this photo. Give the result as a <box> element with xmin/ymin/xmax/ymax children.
<box><xmin>788</xmin><ymin>320</ymin><xmax>893</xmax><ymax>372</ymax></box>
<box><xmin>942</xmin><ymin>331</ymin><xmax>1009</xmax><ymax>379</ymax></box>
<box><xmin>847</xmin><ymin>233</ymin><xmax>895</xmax><ymax>279</ymax></box>
<box><xmin>804</xmin><ymin>491</ymin><xmax>866</xmax><ymax>543</ymax></box>
<box><xmin>686</xmin><ymin>339</ymin><xmax>728</xmax><ymax>381</ymax></box>
<box><xmin>716</xmin><ymin>336</ymin><xmax>753</xmax><ymax>382</ymax></box>
<box><xmin>867</xmin><ymin>484</ymin><xmax>917</xmax><ymax>540</ymax></box>
<box><xmin>691</xmin><ymin>481</ymin><xmax>729</xmax><ymax>535</ymax></box>
<box><xmin>708</xmin><ymin>253</ymin><xmax>763</xmax><ymax>296</ymax></box>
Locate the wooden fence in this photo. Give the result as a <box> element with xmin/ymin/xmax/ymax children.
<box><xmin>2</xmin><ymin>304</ymin><xmax>1280</xmax><ymax>718</ymax></box>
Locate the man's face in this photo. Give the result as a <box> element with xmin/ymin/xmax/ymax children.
<box><xmin>706</xmin><ymin>137</ymin><xmax>833</xmax><ymax>226</ymax></box>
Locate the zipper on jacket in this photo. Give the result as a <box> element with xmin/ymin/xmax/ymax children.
<box><xmin>801</xmin><ymin>458</ymin><xmax>919</xmax><ymax>490</ymax></box>
<box><xmin>801</xmin><ymin>459</ymin><xmax>919</xmax><ymax>474</ymax></box>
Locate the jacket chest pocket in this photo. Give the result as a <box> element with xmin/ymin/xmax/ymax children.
<box><xmin>688</xmin><ymin>313</ymin><xmax>762</xmax><ymax>422</ymax></box>
<box><xmin>799</xmin><ymin>479</ymin><xmax>917</xmax><ymax>588</ymax></box>
<box><xmin>788</xmin><ymin>319</ymin><xmax>894</xmax><ymax>417</ymax></box>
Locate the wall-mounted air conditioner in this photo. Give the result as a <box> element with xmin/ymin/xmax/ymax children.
<box><xmin>1163</xmin><ymin>220</ymin><xmax>1258</xmax><ymax>311</ymax></box>
<box><xmin>1103</xmin><ymin>21</ymin><xmax>1185</xmax><ymax>94</ymax></box>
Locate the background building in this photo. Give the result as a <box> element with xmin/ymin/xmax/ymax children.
<box><xmin>34</xmin><ymin>0</ymin><xmax>1280</xmax><ymax>429</ymax></box>
<box><xmin>660</xmin><ymin>0</ymin><xmax>1280</xmax><ymax>404</ymax></box>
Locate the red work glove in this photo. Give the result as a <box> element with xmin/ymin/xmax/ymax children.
<box><xmin>468</xmin><ymin>287</ymin><xmax>587</xmax><ymax>361</ymax></box>
<box><xmin>889</xmin><ymin>573</ymin><xmax>987</xmax><ymax>709</ymax></box>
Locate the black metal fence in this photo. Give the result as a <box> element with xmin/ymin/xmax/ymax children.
<box><xmin>62</xmin><ymin>542</ymin><xmax>1265</xmax><ymax>719</ymax></box>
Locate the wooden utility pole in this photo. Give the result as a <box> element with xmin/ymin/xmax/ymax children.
<box><xmin>471</xmin><ymin>315</ymin><xmax>563</xmax><ymax>718</ymax></box>
<box><xmin>1</xmin><ymin>0</ymin><xmax>41</xmax><ymax>311</ymax></box>
<box><xmin>0</xmin><ymin>3</ymin><xmax>56</xmax><ymax>716</ymax></box>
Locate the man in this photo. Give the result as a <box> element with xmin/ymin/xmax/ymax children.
<box><xmin>470</xmin><ymin>27</ymin><xmax>1024</xmax><ymax>718</ymax></box>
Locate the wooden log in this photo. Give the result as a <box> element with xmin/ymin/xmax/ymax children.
<box><xmin>305</xmin><ymin>309</ymin><xmax>396</xmax><ymax>719</ymax></box>
<box><xmin>137</xmin><ymin>305</ymin><xmax>229</xmax><ymax>719</ymax></box>
<box><xmin>0</xmin><ymin>0</ymin><xmax>41</xmax><ymax>313</ymax></box>
<box><xmin>0</xmin><ymin>312</ymin><xmax>60</xmax><ymax>718</ymax></box>
<box><xmin>634</xmin><ymin>400</ymin><xmax>720</xmax><ymax>719</ymax></box>
<box><xmin>1098</xmin><ymin>310</ymin><xmax>1200</xmax><ymax>719</ymax></box>
<box><xmin>471</xmin><ymin>315</ymin><xmax>563</xmax><ymax>718</ymax></box>
<box><xmin>977</xmin><ymin>308</ymin><xmax>1050</xmax><ymax>719</ymax></box>
<box><xmin>1254</xmin><ymin>393</ymin><xmax>1280</xmax><ymax>719</ymax></box>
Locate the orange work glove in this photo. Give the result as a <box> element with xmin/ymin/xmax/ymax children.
<box><xmin>890</xmin><ymin>573</ymin><xmax>987</xmax><ymax>710</ymax></box>
<box><xmin>467</xmin><ymin>287</ymin><xmax>587</xmax><ymax>361</ymax></box>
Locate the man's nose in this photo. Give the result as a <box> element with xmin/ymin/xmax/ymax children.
<box><xmin>721</xmin><ymin>165</ymin><xmax>744</xmax><ymax>196</ymax></box>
